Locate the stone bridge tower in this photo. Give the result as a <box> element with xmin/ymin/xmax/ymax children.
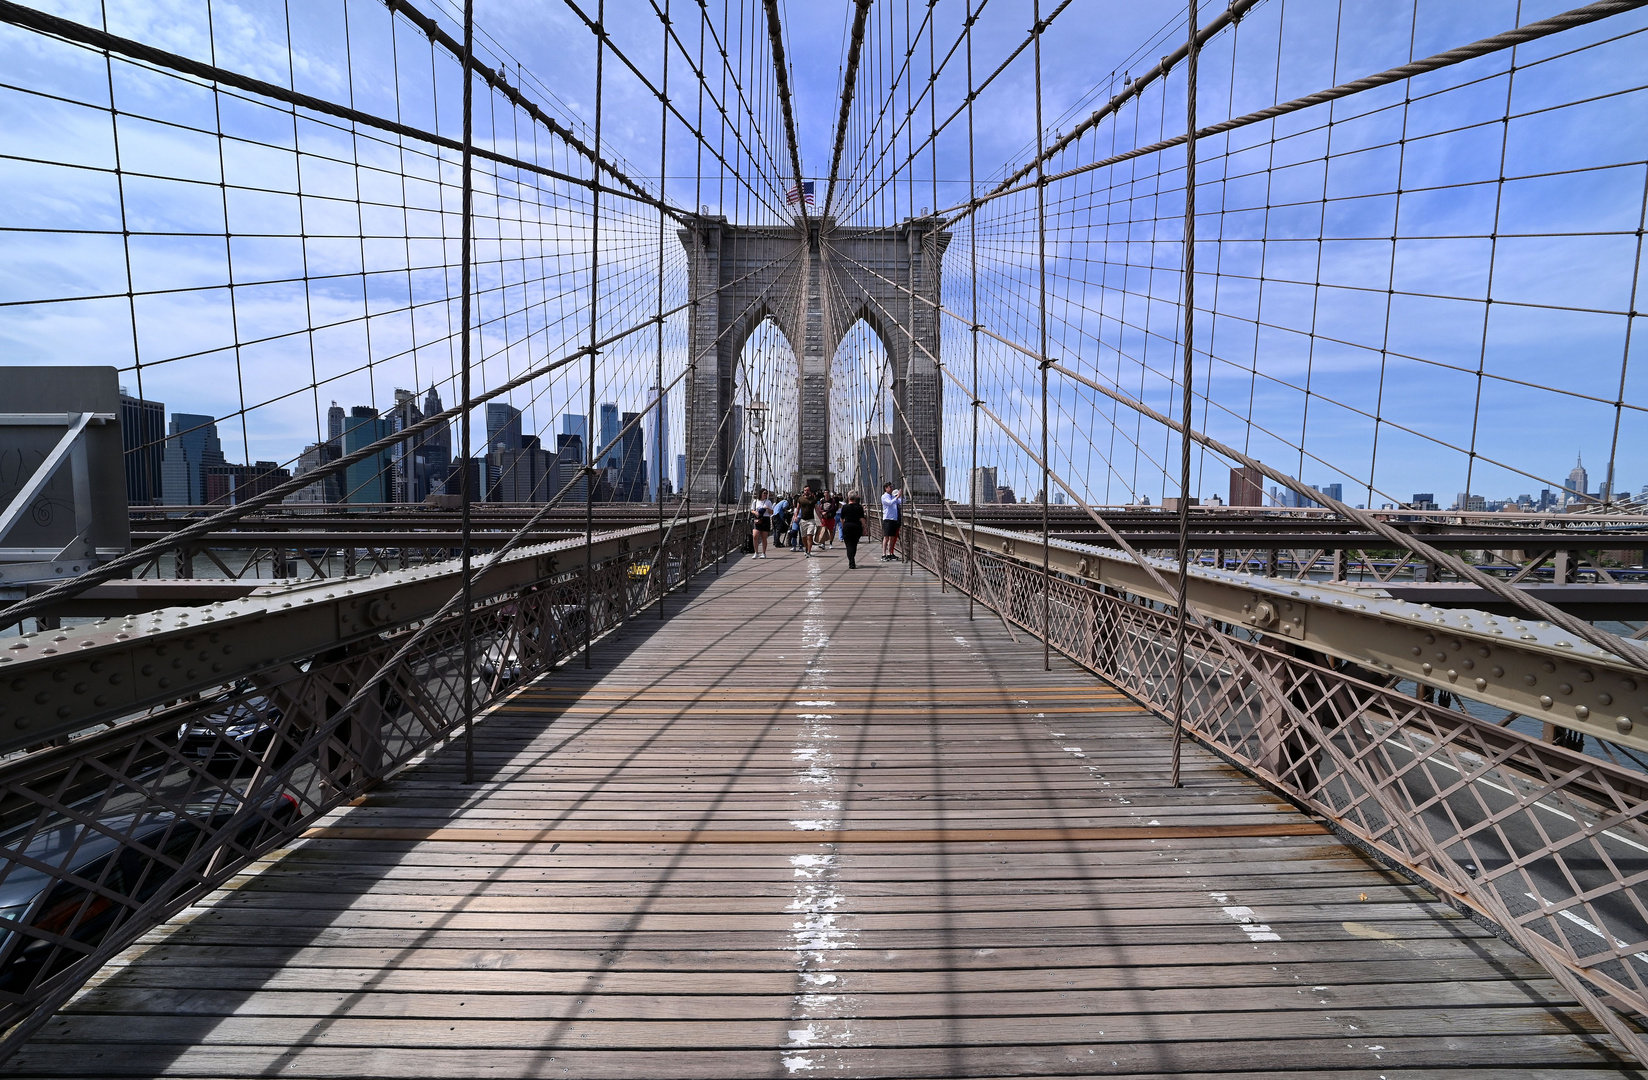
<box><xmin>680</xmin><ymin>215</ymin><xmax>949</xmax><ymax>501</ymax></box>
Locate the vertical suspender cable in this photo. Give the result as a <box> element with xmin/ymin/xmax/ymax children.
<box><xmin>657</xmin><ymin>0</ymin><xmax>671</xmax><ymax>615</ymax></box>
<box><xmin>1033</xmin><ymin>0</ymin><xmax>1050</xmax><ymax>670</ymax></box>
<box><xmin>688</xmin><ymin>6</ymin><xmax>705</xmax><ymax>574</ymax></box>
<box><xmin>459</xmin><ymin>0</ymin><xmax>476</xmax><ymax>785</ymax></box>
<box><xmin>965</xmin><ymin>0</ymin><xmax>979</xmax><ymax>619</ymax></box>
<box><xmin>1170</xmin><ymin>0</ymin><xmax>1200</xmax><ymax>789</ymax></box>
<box><xmin>585</xmin><ymin>0</ymin><xmax>606</xmax><ymax>667</ymax></box>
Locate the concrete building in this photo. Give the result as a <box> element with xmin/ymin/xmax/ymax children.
<box><xmin>205</xmin><ymin>461</ymin><xmax>291</xmax><ymax>506</ymax></box>
<box><xmin>1228</xmin><ymin>466</ymin><xmax>1264</xmax><ymax>507</ymax></box>
<box><xmin>1566</xmin><ymin>455</ymin><xmax>1588</xmax><ymax>503</ymax></box>
<box><xmin>856</xmin><ymin>433</ymin><xmax>895</xmax><ymax>495</ymax></box>
<box><xmin>343</xmin><ymin>407</ymin><xmax>393</xmax><ymax>506</ymax></box>
<box><xmin>551</xmin><ymin>434</ymin><xmax>587</xmax><ymax>502</ymax></box>
<box><xmin>970</xmin><ymin>466</ymin><xmax>999</xmax><ymax>504</ymax></box>
<box><xmin>160</xmin><ymin>413</ymin><xmax>225</xmax><ymax>505</ymax></box>
<box><xmin>647</xmin><ymin>385</ymin><xmax>669</xmax><ymax>501</ymax></box>
<box><xmin>616</xmin><ymin>411</ymin><xmax>647</xmax><ymax>501</ymax></box>
<box><xmin>286</xmin><ymin>443</ymin><xmax>333</xmax><ymax>505</ymax></box>
<box><xmin>119</xmin><ymin>392</ymin><xmax>165</xmax><ymax>506</ymax></box>
<box><xmin>599</xmin><ymin>403</ymin><xmax>621</xmax><ymax>469</ymax></box>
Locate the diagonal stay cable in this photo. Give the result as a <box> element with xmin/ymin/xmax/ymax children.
<box><xmin>820</xmin><ymin>0</ymin><xmax>872</xmax><ymax>219</ymax></box>
<box><xmin>819</xmin><ymin>241</ymin><xmax>1020</xmax><ymax>639</ymax></box>
<box><xmin>831</xmin><ymin>244</ymin><xmax>1648</xmax><ymax>678</ymax></box>
<box><xmin>937</xmin><ymin>0</ymin><xmax>1648</xmax><ymax>228</ymax></box>
<box><xmin>321</xmin><ymin>244</ymin><xmax>805</xmax><ymax>732</ymax></box>
<box><xmin>0</xmin><ymin>0</ymin><xmax>691</xmax><ymax>222</ymax></box>
<box><xmin>382</xmin><ymin>0</ymin><xmax>669</xmax><ymax>215</ymax></box>
<box><xmin>761</xmin><ymin>0</ymin><xmax>809</xmax><ymax>230</ymax></box>
<box><xmin>0</xmin><ymin>249</ymin><xmax>798</xmax><ymax>629</ymax></box>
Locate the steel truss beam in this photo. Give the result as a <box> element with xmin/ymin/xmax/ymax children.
<box><xmin>904</xmin><ymin>519</ymin><xmax>1648</xmax><ymax>1060</ymax></box>
<box><xmin>0</xmin><ymin>516</ymin><xmax>723</xmax><ymax>754</ymax></box>
<box><xmin>916</xmin><ymin>513</ymin><xmax>1648</xmax><ymax>752</ymax></box>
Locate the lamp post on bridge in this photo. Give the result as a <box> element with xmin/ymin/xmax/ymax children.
<box><xmin>747</xmin><ymin>399</ymin><xmax>769</xmax><ymax>494</ymax></box>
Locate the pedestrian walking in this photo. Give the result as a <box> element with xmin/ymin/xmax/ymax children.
<box><xmin>786</xmin><ymin>494</ymin><xmax>802</xmax><ymax>551</ymax></box>
<box><xmin>880</xmin><ymin>482</ymin><xmax>903</xmax><ymax>561</ymax></box>
<box><xmin>773</xmin><ymin>495</ymin><xmax>791</xmax><ymax>550</ymax></box>
<box><xmin>751</xmin><ymin>488</ymin><xmax>773</xmax><ymax>558</ymax></box>
<box><xmin>797</xmin><ymin>485</ymin><xmax>818</xmax><ymax>557</ymax></box>
<box><xmin>840</xmin><ymin>492</ymin><xmax>865</xmax><ymax>568</ymax></box>
<box><xmin>820</xmin><ymin>492</ymin><xmax>838</xmax><ymax>547</ymax></box>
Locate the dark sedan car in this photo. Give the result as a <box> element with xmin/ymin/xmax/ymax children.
<box><xmin>176</xmin><ymin>688</ymin><xmax>289</xmax><ymax>777</ymax></box>
<box><xmin>0</xmin><ymin>790</ymin><xmax>299</xmax><ymax>994</ymax></box>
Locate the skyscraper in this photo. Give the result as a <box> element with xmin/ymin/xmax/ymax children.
<box><xmin>343</xmin><ymin>406</ymin><xmax>393</xmax><ymax>506</ymax></box>
<box><xmin>1229</xmin><ymin>466</ymin><xmax>1264</xmax><ymax>507</ymax></box>
<box><xmin>161</xmin><ymin>413</ymin><xmax>225</xmax><ymax>505</ymax></box>
<box><xmin>676</xmin><ymin>453</ymin><xmax>687</xmax><ymax>498</ymax></box>
<box><xmin>1567</xmin><ymin>454</ymin><xmax>1589</xmax><ymax>502</ymax></box>
<box><xmin>551</xmin><ymin>433</ymin><xmax>587</xmax><ymax>502</ymax></box>
<box><xmin>420</xmin><ymin>385</ymin><xmax>452</xmax><ymax>498</ymax></box>
<box><xmin>856</xmin><ymin>433</ymin><xmax>894</xmax><ymax>495</ymax></box>
<box><xmin>561</xmin><ymin>413</ymin><xmax>587</xmax><ymax>444</ymax></box>
<box><xmin>391</xmin><ymin>389</ymin><xmax>422</xmax><ymax>502</ymax></box>
<box><xmin>486</xmin><ymin>403</ymin><xmax>523</xmax><ymax>455</ymax></box>
<box><xmin>616</xmin><ymin>411</ymin><xmax>646</xmax><ymax>501</ymax></box>
<box><xmin>119</xmin><ymin>392</ymin><xmax>165</xmax><ymax>505</ymax></box>
<box><xmin>599</xmin><ymin>403</ymin><xmax>621</xmax><ymax>469</ymax></box>
<box><xmin>970</xmin><ymin>466</ymin><xmax>998</xmax><ymax>504</ymax></box>
<box><xmin>646</xmin><ymin>385</ymin><xmax>669</xmax><ymax>501</ymax></box>
<box><xmin>484</xmin><ymin>403</ymin><xmax>523</xmax><ymax>495</ymax></box>
<box><xmin>327</xmin><ymin>402</ymin><xmax>345</xmax><ymax>449</ymax></box>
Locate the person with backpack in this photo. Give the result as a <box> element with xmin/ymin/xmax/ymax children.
<box><xmin>880</xmin><ymin>482</ymin><xmax>903</xmax><ymax>561</ymax></box>
<box><xmin>840</xmin><ymin>492</ymin><xmax>865</xmax><ymax>568</ymax></box>
<box><xmin>773</xmin><ymin>494</ymin><xmax>791</xmax><ymax>550</ymax></box>
<box><xmin>750</xmin><ymin>488</ymin><xmax>773</xmax><ymax>558</ymax></box>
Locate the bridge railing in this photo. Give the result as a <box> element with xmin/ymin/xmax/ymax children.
<box><xmin>907</xmin><ymin>515</ymin><xmax>1648</xmax><ymax>1055</ymax></box>
<box><xmin>0</xmin><ymin>513</ymin><xmax>740</xmax><ymax>1052</ymax></box>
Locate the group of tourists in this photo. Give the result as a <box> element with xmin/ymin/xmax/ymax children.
<box><xmin>749</xmin><ymin>482</ymin><xmax>903</xmax><ymax>569</ymax></box>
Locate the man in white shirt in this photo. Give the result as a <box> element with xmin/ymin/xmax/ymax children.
<box><xmin>880</xmin><ymin>482</ymin><xmax>902</xmax><ymax>561</ymax></box>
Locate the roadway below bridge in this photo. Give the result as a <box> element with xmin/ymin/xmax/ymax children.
<box><xmin>8</xmin><ymin>548</ymin><xmax>1640</xmax><ymax>1077</ymax></box>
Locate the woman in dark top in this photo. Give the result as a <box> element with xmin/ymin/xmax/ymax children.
<box><xmin>751</xmin><ymin>488</ymin><xmax>773</xmax><ymax>558</ymax></box>
<box><xmin>839</xmin><ymin>492</ymin><xmax>866</xmax><ymax>569</ymax></box>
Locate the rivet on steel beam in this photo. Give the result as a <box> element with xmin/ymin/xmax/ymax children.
<box><xmin>1618</xmin><ymin>717</ymin><xmax>1634</xmax><ymax>733</ymax></box>
<box><xmin>1575</xmin><ymin>706</ymin><xmax>1590</xmax><ymax>719</ymax></box>
<box><xmin>1524</xmin><ymin>674</ymin><xmax>1537</xmax><ymax>685</ymax></box>
<box><xmin>1475</xmin><ymin>678</ymin><xmax>1488</xmax><ymax>689</ymax></box>
<box><xmin>1599</xmin><ymin>693</ymin><xmax>1613</xmax><ymax>706</ymax></box>
<box><xmin>1558</xmin><ymin>683</ymin><xmax>1573</xmax><ymax>695</ymax></box>
<box><xmin>1539</xmin><ymin>695</ymin><xmax>1553</xmax><ymax>708</ymax></box>
<box><xmin>1421</xmin><ymin>663</ymin><xmax>1432</xmax><ymax>674</ymax></box>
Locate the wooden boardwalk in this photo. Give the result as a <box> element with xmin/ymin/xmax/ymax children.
<box><xmin>9</xmin><ymin>549</ymin><xmax>1640</xmax><ymax>1077</ymax></box>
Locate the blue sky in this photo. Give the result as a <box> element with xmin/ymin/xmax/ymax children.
<box><xmin>2</xmin><ymin>0</ymin><xmax>1646</xmax><ymax>507</ymax></box>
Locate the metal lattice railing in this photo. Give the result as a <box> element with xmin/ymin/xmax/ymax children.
<box><xmin>907</xmin><ymin>517</ymin><xmax>1648</xmax><ymax>1055</ymax></box>
<box><xmin>0</xmin><ymin>515</ymin><xmax>740</xmax><ymax>1051</ymax></box>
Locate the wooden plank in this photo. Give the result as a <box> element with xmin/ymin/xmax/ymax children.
<box><xmin>300</xmin><ymin>822</ymin><xmax>1328</xmax><ymax>844</ymax></box>
<box><xmin>27</xmin><ymin>555</ymin><xmax>1639</xmax><ymax>1077</ymax></box>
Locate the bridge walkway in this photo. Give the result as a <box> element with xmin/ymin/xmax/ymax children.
<box><xmin>6</xmin><ymin>549</ymin><xmax>1636</xmax><ymax>1077</ymax></box>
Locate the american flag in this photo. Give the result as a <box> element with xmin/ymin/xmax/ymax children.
<box><xmin>786</xmin><ymin>180</ymin><xmax>815</xmax><ymax>206</ymax></box>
